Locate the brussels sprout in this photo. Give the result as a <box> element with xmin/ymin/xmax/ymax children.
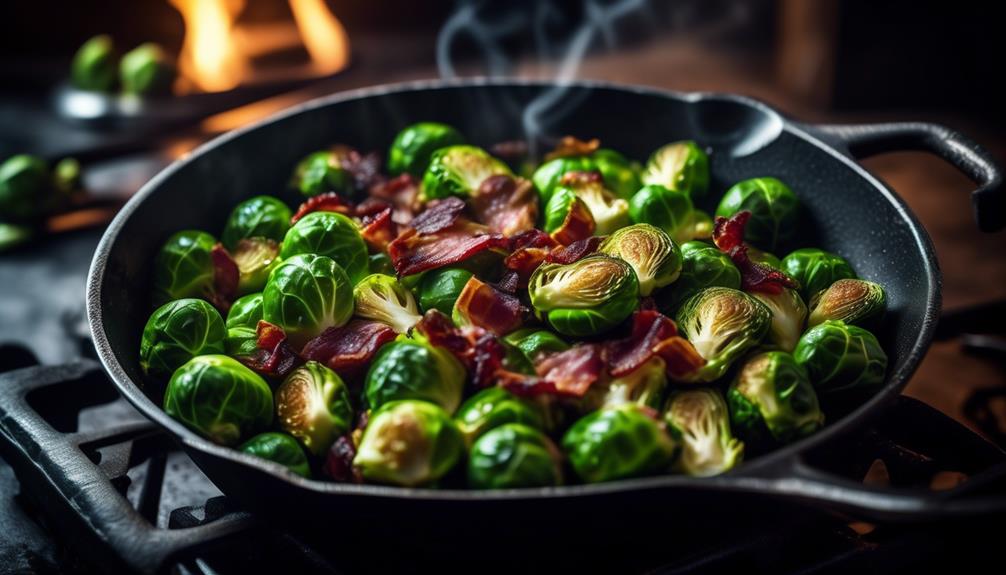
<box><xmin>628</xmin><ymin>184</ymin><xmax>695</xmax><ymax>245</ymax></box>
<box><xmin>562</xmin><ymin>403</ymin><xmax>677</xmax><ymax>483</ymax></box>
<box><xmin>532</xmin><ymin>156</ymin><xmax>595</xmax><ymax>206</ymax></box>
<box><xmin>279</xmin><ymin>211</ymin><xmax>368</xmax><ymax>285</ymax></box>
<box><xmin>542</xmin><ymin>186</ymin><xmax>593</xmax><ymax>235</ymax></box>
<box><xmin>388</xmin><ymin>122</ymin><xmax>465</xmax><ymax>177</ymax></box>
<box><xmin>353</xmin><ymin>400</ymin><xmax>464</xmax><ymax>486</ymax></box>
<box><xmin>556</xmin><ymin>173</ymin><xmax>629</xmax><ymax>235</ymax></box>
<box><xmin>368</xmin><ymin>252</ymin><xmax>394</xmax><ymax>275</ymax></box>
<box><xmin>748</xmin><ymin>246</ymin><xmax>782</xmax><ymax>270</ymax></box>
<box><xmin>528</xmin><ymin>255</ymin><xmax>639</xmax><ymax>337</ymax></box>
<box><xmin>152</xmin><ymin>230</ymin><xmax>218</xmax><ymax>305</ymax></box>
<box><xmin>221</xmin><ymin>195</ymin><xmax>292</xmax><ymax>251</ymax></box>
<box><xmin>232</xmin><ymin>238</ymin><xmax>281</xmax><ymax>295</ymax></box>
<box><xmin>71</xmin><ymin>34</ymin><xmax>116</xmax><ymax>92</ymax></box>
<box><xmin>751</xmin><ymin>288</ymin><xmax>807</xmax><ymax>352</ymax></box>
<box><xmin>690</xmin><ymin>210</ymin><xmax>713</xmax><ymax>240</ymax></box>
<box><xmin>503</xmin><ymin>329</ymin><xmax>569</xmax><ymax>364</ymax></box>
<box><xmin>468</xmin><ymin>423</ymin><xmax>563</xmax><ymax>489</ymax></box>
<box><xmin>140</xmin><ymin>298</ymin><xmax>226</xmax><ymax>379</ymax></box>
<box><xmin>290</xmin><ymin>147</ymin><xmax>354</xmax><ymax>198</ymax></box>
<box><xmin>0</xmin><ymin>154</ymin><xmax>51</xmax><ymax>221</ymax></box>
<box><xmin>120</xmin><ymin>43</ymin><xmax>175</xmax><ymax>95</ymax></box>
<box><xmin>781</xmin><ymin>248</ymin><xmax>856</xmax><ymax>301</ymax></box>
<box><xmin>275</xmin><ymin>361</ymin><xmax>354</xmax><ymax>455</ymax></box>
<box><xmin>239</xmin><ymin>432</ymin><xmax>311</xmax><ymax>478</ymax></box>
<box><xmin>364</xmin><ymin>339</ymin><xmax>466</xmax><ymax>413</ymax></box>
<box><xmin>807</xmin><ymin>279</ymin><xmax>886</xmax><ymax>328</ymax></box>
<box><xmin>353</xmin><ymin>274</ymin><xmax>422</xmax><ymax>333</ymax></box>
<box><xmin>599</xmin><ymin>224</ymin><xmax>682</xmax><ymax>296</ymax></box>
<box><xmin>262</xmin><ymin>254</ymin><xmax>353</xmax><ymax>347</ymax></box>
<box><xmin>224</xmin><ymin>293</ymin><xmax>263</xmax><ymax>357</ymax></box>
<box><xmin>658</xmin><ymin>241</ymin><xmax>741</xmax><ymax>312</ymax></box>
<box><xmin>664</xmin><ymin>388</ymin><xmax>744</xmax><ymax>476</ymax></box>
<box><xmin>0</xmin><ymin>223</ymin><xmax>33</xmax><ymax>252</ymax></box>
<box><xmin>532</xmin><ymin>149</ymin><xmax>641</xmax><ymax>204</ymax></box>
<box><xmin>455</xmin><ymin>386</ymin><xmax>547</xmax><ymax>445</ymax></box>
<box><xmin>53</xmin><ymin>158</ymin><xmax>82</xmax><ymax>196</ymax></box>
<box><xmin>164</xmin><ymin>355</ymin><xmax>273</xmax><ymax>446</ymax></box>
<box><xmin>794</xmin><ymin>320</ymin><xmax>888</xmax><ymax>395</ymax></box>
<box><xmin>674</xmin><ymin>287</ymin><xmax>771</xmax><ymax>382</ymax></box>
<box><xmin>417</xmin><ymin>267</ymin><xmax>473</xmax><ymax>316</ymax></box>
<box><xmin>421</xmin><ymin>145</ymin><xmax>512</xmax><ymax>200</ymax></box>
<box><xmin>715</xmin><ymin>177</ymin><xmax>799</xmax><ymax>252</ymax></box>
<box><xmin>642</xmin><ymin>141</ymin><xmax>710</xmax><ymax>199</ymax></box>
<box><xmin>585</xmin><ymin>357</ymin><xmax>667</xmax><ymax>411</ymax></box>
<box><xmin>727</xmin><ymin>351</ymin><xmax>824</xmax><ymax>446</ymax></box>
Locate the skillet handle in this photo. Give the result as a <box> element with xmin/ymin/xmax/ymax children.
<box><xmin>810</xmin><ymin>122</ymin><xmax>1005</xmax><ymax>232</ymax></box>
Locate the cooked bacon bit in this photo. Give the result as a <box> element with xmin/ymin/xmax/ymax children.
<box><xmin>712</xmin><ymin>211</ymin><xmax>799</xmax><ymax>295</ymax></box>
<box><xmin>498</xmin><ymin>371</ymin><xmax>558</xmax><ymax>398</ymax></box>
<box><xmin>496</xmin><ymin>271</ymin><xmax>521</xmax><ymax>294</ymax></box>
<box><xmin>369</xmin><ymin>173</ymin><xmax>420</xmax><ymax>225</ymax></box>
<box><xmin>509</xmin><ymin>228</ymin><xmax>559</xmax><ymax>251</ymax></box>
<box><xmin>559</xmin><ymin>170</ymin><xmax>604</xmax><ymax>187</ymax></box>
<box><xmin>323</xmin><ymin>435</ymin><xmax>361</xmax><ymax>483</ymax></box>
<box><xmin>454</xmin><ymin>276</ymin><xmax>527</xmax><ymax>336</ymax></box>
<box><xmin>545</xmin><ymin>136</ymin><xmax>600</xmax><ymax>161</ymax></box>
<box><xmin>470</xmin><ymin>175</ymin><xmax>539</xmax><ymax>236</ymax></box>
<box><xmin>359</xmin><ymin>205</ymin><xmax>396</xmax><ymax>253</ymax></box>
<box><xmin>546</xmin><ymin>236</ymin><xmax>604</xmax><ymax>264</ymax></box>
<box><xmin>605</xmin><ymin>310</ymin><xmax>679</xmax><ymax>377</ymax></box>
<box><xmin>490</xmin><ymin>140</ymin><xmax>529</xmax><ymax>160</ymax></box>
<box><xmin>408</xmin><ymin>197</ymin><xmax>468</xmax><ymax>235</ymax></box>
<box><xmin>654</xmin><ymin>337</ymin><xmax>707</xmax><ymax>379</ymax></box>
<box><xmin>414</xmin><ymin>310</ymin><xmax>507</xmax><ymax>387</ymax></box>
<box><xmin>208</xmin><ymin>243</ymin><xmax>239</xmax><ymax>311</ymax></box>
<box><xmin>414</xmin><ymin>310</ymin><xmax>468</xmax><ymax>355</ymax></box>
<box><xmin>389</xmin><ymin>220</ymin><xmax>509</xmax><ymax>277</ymax></box>
<box><xmin>504</xmin><ymin>229</ymin><xmax>560</xmax><ymax>287</ymax></box>
<box><xmin>236</xmin><ymin>320</ymin><xmax>301</xmax><ymax>378</ymax></box>
<box><xmin>533</xmin><ymin>344</ymin><xmax>604</xmax><ymax>397</ymax></box>
<box><xmin>341</xmin><ymin>148</ymin><xmax>385</xmax><ymax>196</ymax></box>
<box><xmin>468</xmin><ymin>331</ymin><xmax>508</xmax><ymax>388</ymax></box>
<box><xmin>550</xmin><ymin>197</ymin><xmax>595</xmax><ymax>245</ymax></box>
<box><xmin>291</xmin><ymin>192</ymin><xmax>355</xmax><ymax>224</ymax></box>
<box><xmin>300</xmin><ymin>320</ymin><xmax>396</xmax><ymax>380</ymax></box>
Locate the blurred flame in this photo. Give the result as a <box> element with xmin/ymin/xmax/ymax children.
<box><xmin>171</xmin><ymin>0</ymin><xmax>247</xmax><ymax>92</ymax></box>
<box><xmin>289</xmin><ymin>0</ymin><xmax>350</xmax><ymax>73</ymax></box>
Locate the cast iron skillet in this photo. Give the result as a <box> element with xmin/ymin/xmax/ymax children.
<box><xmin>86</xmin><ymin>80</ymin><xmax>1006</xmax><ymax>529</ymax></box>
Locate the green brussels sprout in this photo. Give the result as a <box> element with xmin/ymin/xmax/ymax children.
<box><xmin>468</xmin><ymin>423</ymin><xmax>563</xmax><ymax>489</ymax></box>
<box><xmin>794</xmin><ymin>320</ymin><xmax>888</xmax><ymax>395</ymax></box>
<box><xmin>628</xmin><ymin>184</ymin><xmax>696</xmax><ymax>245</ymax></box>
<box><xmin>532</xmin><ymin>156</ymin><xmax>595</xmax><ymax>206</ymax></box>
<box><xmin>417</xmin><ymin>267</ymin><xmax>474</xmax><ymax>316</ymax></box>
<box><xmin>71</xmin><ymin>34</ymin><xmax>117</xmax><ymax>92</ymax></box>
<box><xmin>751</xmin><ymin>288</ymin><xmax>807</xmax><ymax>352</ymax></box>
<box><xmin>502</xmin><ymin>328</ymin><xmax>569</xmax><ymax>364</ymax></box>
<box><xmin>119</xmin><ymin>43</ymin><xmax>175</xmax><ymax>95</ymax></box>
<box><xmin>455</xmin><ymin>386</ymin><xmax>547</xmax><ymax>445</ymax></box>
<box><xmin>140</xmin><ymin>298</ymin><xmax>226</xmax><ymax>379</ymax></box>
<box><xmin>152</xmin><ymin>230</ymin><xmax>218</xmax><ymax>305</ymax></box>
<box><xmin>221</xmin><ymin>195</ymin><xmax>292</xmax><ymax>251</ymax></box>
<box><xmin>675</xmin><ymin>287</ymin><xmax>771</xmax><ymax>382</ymax></box>
<box><xmin>353</xmin><ymin>400</ymin><xmax>464</xmax><ymax>486</ymax></box>
<box><xmin>0</xmin><ymin>154</ymin><xmax>51</xmax><ymax>221</ymax></box>
<box><xmin>599</xmin><ymin>224</ymin><xmax>682</xmax><ymax>296</ymax></box>
<box><xmin>279</xmin><ymin>211</ymin><xmax>368</xmax><ymax>285</ymax></box>
<box><xmin>364</xmin><ymin>339</ymin><xmax>466</xmax><ymax>413</ymax></box>
<box><xmin>290</xmin><ymin>147</ymin><xmax>355</xmax><ymax>198</ymax></box>
<box><xmin>690</xmin><ymin>210</ymin><xmax>713</xmax><ymax>240</ymax></box>
<box><xmin>658</xmin><ymin>241</ymin><xmax>741</xmax><ymax>312</ymax></box>
<box><xmin>532</xmin><ymin>150</ymin><xmax>641</xmax><ymax>204</ymax></box>
<box><xmin>164</xmin><ymin>355</ymin><xmax>273</xmax><ymax>446</ymax></box>
<box><xmin>231</xmin><ymin>238</ymin><xmax>282</xmax><ymax>296</ymax></box>
<box><xmin>53</xmin><ymin>158</ymin><xmax>82</xmax><ymax>196</ymax></box>
<box><xmin>664</xmin><ymin>388</ymin><xmax>744</xmax><ymax>477</ymax></box>
<box><xmin>715</xmin><ymin>177</ymin><xmax>799</xmax><ymax>252</ymax></box>
<box><xmin>262</xmin><ymin>254</ymin><xmax>353</xmax><ymax>348</ymax></box>
<box><xmin>542</xmin><ymin>186</ymin><xmax>593</xmax><ymax>235</ymax></box>
<box><xmin>781</xmin><ymin>248</ymin><xmax>856</xmax><ymax>301</ymax></box>
<box><xmin>367</xmin><ymin>252</ymin><xmax>393</xmax><ymax>275</ymax></box>
<box><xmin>807</xmin><ymin>279</ymin><xmax>887</xmax><ymax>328</ymax></box>
<box><xmin>727</xmin><ymin>351</ymin><xmax>824</xmax><ymax>446</ymax></box>
<box><xmin>556</xmin><ymin>173</ymin><xmax>629</xmax><ymax>235</ymax></box>
<box><xmin>584</xmin><ymin>357</ymin><xmax>667</xmax><ymax>411</ymax></box>
<box><xmin>562</xmin><ymin>403</ymin><xmax>677</xmax><ymax>483</ymax></box>
<box><xmin>528</xmin><ymin>255</ymin><xmax>639</xmax><ymax>337</ymax></box>
<box><xmin>421</xmin><ymin>145</ymin><xmax>512</xmax><ymax>200</ymax></box>
<box><xmin>224</xmin><ymin>292</ymin><xmax>263</xmax><ymax>357</ymax></box>
<box><xmin>388</xmin><ymin>122</ymin><xmax>465</xmax><ymax>177</ymax></box>
<box><xmin>275</xmin><ymin>361</ymin><xmax>353</xmax><ymax>456</ymax></box>
<box><xmin>239</xmin><ymin>432</ymin><xmax>311</xmax><ymax>478</ymax></box>
<box><xmin>641</xmin><ymin>141</ymin><xmax>710</xmax><ymax>199</ymax></box>
<box><xmin>0</xmin><ymin>223</ymin><xmax>33</xmax><ymax>252</ymax></box>
<box><xmin>353</xmin><ymin>274</ymin><xmax>422</xmax><ymax>333</ymax></box>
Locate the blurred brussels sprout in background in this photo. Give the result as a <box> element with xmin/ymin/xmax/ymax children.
<box><xmin>690</xmin><ymin>209</ymin><xmax>714</xmax><ymax>240</ymax></box>
<box><xmin>164</xmin><ymin>355</ymin><xmax>273</xmax><ymax>446</ymax></box>
<box><xmin>728</xmin><ymin>351</ymin><xmax>824</xmax><ymax>446</ymax></box>
<box><xmin>354</xmin><ymin>274</ymin><xmax>422</xmax><ymax>333</ymax></box>
<box><xmin>628</xmin><ymin>184</ymin><xmax>695</xmax><ymax>245</ymax></box>
<box><xmin>503</xmin><ymin>328</ymin><xmax>569</xmax><ymax>364</ymax></box>
<box><xmin>675</xmin><ymin>287</ymin><xmax>771</xmax><ymax>382</ymax></box>
<box><xmin>353</xmin><ymin>400</ymin><xmax>464</xmax><ymax>486</ymax></box>
<box><xmin>455</xmin><ymin>386</ymin><xmax>547</xmax><ymax>445</ymax></box>
<box><xmin>529</xmin><ymin>254</ymin><xmax>639</xmax><ymax>337</ymax></box>
<box><xmin>262</xmin><ymin>254</ymin><xmax>353</xmax><ymax>347</ymax></box>
<box><xmin>585</xmin><ymin>357</ymin><xmax>667</xmax><ymax>411</ymax></box>
<box><xmin>807</xmin><ymin>279</ymin><xmax>886</xmax><ymax>328</ymax></box>
<box><xmin>0</xmin><ymin>155</ymin><xmax>52</xmax><ymax>221</ymax></box>
<box><xmin>599</xmin><ymin>224</ymin><xmax>682</xmax><ymax>296</ymax></box>
<box><xmin>368</xmin><ymin>252</ymin><xmax>394</xmax><ymax>275</ymax></box>
<box><xmin>715</xmin><ymin>177</ymin><xmax>799</xmax><ymax>252</ymax></box>
<box><xmin>642</xmin><ymin>141</ymin><xmax>710</xmax><ymax>199</ymax></box>
<box><xmin>279</xmin><ymin>211</ymin><xmax>368</xmax><ymax>285</ymax></box>
<box><xmin>53</xmin><ymin>158</ymin><xmax>82</xmax><ymax>196</ymax></box>
<box><xmin>562</xmin><ymin>403</ymin><xmax>677</xmax><ymax>483</ymax></box>
<box><xmin>388</xmin><ymin>122</ymin><xmax>465</xmax><ymax>177</ymax></box>
<box><xmin>275</xmin><ymin>361</ymin><xmax>353</xmax><ymax>456</ymax></box>
<box><xmin>221</xmin><ymin>195</ymin><xmax>292</xmax><ymax>251</ymax></box>
<box><xmin>468</xmin><ymin>423</ymin><xmax>563</xmax><ymax>489</ymax></box>
<box><xmin>794</xmin><ymin>320</ymin><xmax>888</xmax><ymax>395</ymax></box>
<box><xmin>782</xmin><ymin>248</ymin><xmax>856</xmax><ymax>301</ymax></box>
<box><xmin>751</xmin><ymin>288</ymin><xmax>807</xmax><ymax>352</ymax></box>
<box><xmin>422</xmin><ymin>145</ymin><xmax>512</xmax><ymax>200</ymax></box>
<box><xmin>364</xmin><ymin>339</ymin><xmax>466</xmax><ymax>413</ymax></box>
<box><xmin>556</xmin><ymin>172</ymin><xmax>628</xmax><ymax>235</ymax></box>
<box><xmin>140</xmin><ymin>298</ymin><xmax>226</xmax><ymax>379</ymax></box>
<box><xmin>0</xmin><ymin>223</ymin><xmax>33</xmax><ymax>252</ymax></box>
<box><xmin>532</xmin><ymin>149</ymin><xmax>640</xmax><ymax>204</ymax></box>
<box><xmin>239</xmin><ymin>432</ymin><xmax>311</xmax><ymax>478</ymax></box>
<box><xmin>224</xmin><ymin>293</ymin><xmax>262</xmax><ymax>357</ymax></box>
<box><xmin>71</xmin><ymin>34</ymin><xmax>117</xmax><ymax>92</ymax></box>
<box><xmin>290</xmin><ymin>147</ymin><xmax>356</xmax><ymax>199</ymax></box>
<box><xmin>152</xmin><ymin>230</ymin><xmax>218</xmax><ymax>305</ymax></box>
<box><xmin>418</xmin><ymin>267</ymin><xmax>473</xmax><ymax>316</ymax></box>
<box><xmin>659</xmin><ymin>241</ymin><xmax>741</xmax><ymax>312</ymax></box>
<box><xmin>542</xmin><ymin>186</ymin><xmax>593</xmax><ymax>236</ymax></box>
<box><xmin>119</xmin><ymin>43</ymin><xmax>175</xmax><ymax>95</ymax></box>
<box><xmin>232</xmin><ymin>238</ymin><xmax>281</xmax><ymax>296</ymax></box>
<box><xmin>664</xmin><ymin>388</ymin><xmax>743</xmax><ymax>477</ymax></box>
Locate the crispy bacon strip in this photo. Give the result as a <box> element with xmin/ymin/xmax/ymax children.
<box><xmin>713</xmin><ymin>211</ymin><xmax>799</xmax><ymax>295</ymax></box>
<box><xmin>291</xmin><ymin>192</ymin><xmax>355</xmax><ymax>224</ymax></box>
<box><xmin>545</xmin><ymin>136</ymin><xmax>600</xmax><ymax>161</ymax></box>
<box><xmin>336</xmin><ymin>146</ymin><xmax>385</xmax><ymax>197</ymax></box>
<box><xmin>369</xmin><ymin>173</ymin><xmax>420</xmax><ymax>225</ymax></box>
<box><xmin>414</xmin><ymin>310</ymin><xmax>507</xmax><ymax>387</ymax></box>
<box><xmin>550</xmin><ymin>197</ymin><xmax>595</xmax><ymax>246</ymax></box>
<box><xmin>605</xmin><ymin>310</ymin><xmax>679</xmax><ymax>377</ymax></box>
<box><xmin>546</xmin><ymin>236</ymin><xmax>603</xmax><ymax>264</ymax></box>
<box><xmin>504</xmin><ymin>229</ymin><xmax>560</xmax><ymax>287</ymax></box>
<box><xmin>234</xmin><ymin>321</ymin><xmax>302</xmax><ymax>378</ymax></box>
<box><xmin>532</xmin><ymin>344</ymin><xmax>605</xmax><ymax>397</ymax></box>
<box><xmin>409</xmin><ymin>197</ymin><xmax>467</xmax><ymax>234</ymax></box>
<box><xmin>300</xmin><ymin>320</ymin><xmax>397</xmax><ymax>380</ymax></box>
<box><xmin>209</xmin><ymin>244</ymin><xmax>239</xmax><ymax>312</ymax></box>
<box><xmin>453</xmin><ymin>276</ymin><xmax>526</xmax><ymax>336</ymax></box>
<box><xmin>323</xmin><ymin>435</ymin><xmax>361</xmax><ymax>483</ymax></box>
<box><xmin>471</xmin><ymin>175</ymin><xmax>539</xmax><ymax>236</ymax></box>
<box><xmin>359</xmin><ymin>205</ymin><xmax>396</xmax><ymax>252</ymax></box>
<box><xmin>654</xmin><ymin>337</ymin><xmax>708</xmax><ymax>379</ymax></box>
<box><xmin>389</xmin><ymin>220</ymin><xmax>509</xmax><ymax>277</ymax></box>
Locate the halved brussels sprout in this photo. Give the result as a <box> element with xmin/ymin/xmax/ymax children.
<box><xmin>641</xmin><ymin>141</ymin><xmax>710</xmax><ymax>199</ymax></box>
<box><xmin>164</xmin><ymin>355</ymin><xmax>273</xmax><ymax>446</ymax></box>
<box><xmin>71</xmin><ymin>35</ymin><xmax>117</xmax><ymax>92</ymax></box>
<box><xmin>119</xmin><ymin>42</ymin><xmax>174</xmax><ymax>95</ymax></box>
<box><xmin>715</xmin><ymin>177</ymin><xmax>799</xmax><ymax>252</ymax></box>
<box><xmin>599</xmin><ymin>224</ymin><xmax>682</xmax><ymax>296</ymax></box>
<box><xmin>690</xmin><ymin>210</ymin><xmax>714</xmax><ymax>240</ymax></box>
<box><xmin>224</xmin><ymin>292</ymin><xmax>263</xmax><ymax>357</ymax></box>
<box><xmin>807</xmin><ymin>279</ymin><xmax>886</xmax><ymax>328</ymax></box>
<box><xmin>232</xmin><ymin>238</ymin><xmax>281</xmax><ymax>296</ymax></box>
<box><xmin>542</xmin><ymin>186</ymin><xmax>594</xmax><ymax>236</ymax></box>
<box><xmin>239</xmin><ymin>432</ymin><xmax>311</xmax><ymax>478</ymax></box>
<box><xmin>528</xmin><ymin>254</ymin><xmax>639</xmax><ymax>337</ymax></box>
<box><xmin>140</xmin><ymin>298</ymin><xmax>226</xmax><ymax>379</ymax></box>
<box><xmin>562</xmin><ymin>403</ymin><xmax>677</xmax><ymax>483</ymax></box>
<box><xmin>418</xmin><ymin>267</ymin><xmax>474</xmax><ymax>316</ymax></box>
<box><xmin>353</xmin><ymin>274</ymin><xmax>422</xmax><ymax>333</ymax></box>
<box><xmin>291</xmin><ymin>147</ymin><xmax>354</xmax><ymax>198</ymax></box>
<box><xmin>584</xmin><ymin>357</ymin><xmax>668</xmax><ymax>411</ymax></box>
<box><xmin>532</xmin><ymin>150</ymin><xmax>641</xmax><ymax>204</ymax></box>
<box><xmin>421</xmin><ymin>145</ymin><xmax>512</xmax><ymax>200</ymax></box>
<box><xmin>468</xmin><ymin>423</ymin><xmax>563</xmax><ymax>489</ymax></box>
<box><xmin>279</xmin><ymin>211</ymin><xmax>369</xmax><ymax>285</ymax></box>
<box><xmin>794</xmin><ymin>320</ymin><xmax>888</xmax><ymax>395</ymax></box>
<box><xmin>152</xmin><ymin>230</ymin><xmax>217</xmax><ymax>305</ymax></box>
<box><xmin>503</xmin><ymin>329</ymin><xmax>569</xmax><ymax>364</ymax></box>
<box><xmin>781</xmin><ymin>248</ymin><xmax>856</xmax><ymax>300</ymax></box>
<box><xmin>221</xmin><ymin>195</ymin><xmax>292</xmax><ymax>251</ymax></box>
<box><xmin>364</xmin><ymin>339</ymin><xmax>466</xmax><ymax>413</ymax></box>
<box><xmin>262</xmin><ymin>254</ymin><xmax>354</xmax><ymax>348</ymax></box>
<box><xmin>674</xmin><ymin>287</ymin><xmax>771</xmax><ymax>382</ymax></box>
<box><xmin>557</xmin><ymin>173</ymin><xmax>629</xmax><ymax>235</ymax></box>
<box><xmin>664</xmin><ymin>388</ymin><xmax>744</xmax><ymax>477</ymax></box>
<box><xmin>353</xmin><ymin>400</ymin><xmax>464</xmax><ymax>487</ymax></box>
<box><xmin>455</xmin><ymin>386</ymin><xmax>547</xmax><ymax>445</ymax></box>
<box><xmin>275</xmin><ymin>361</ymin><xmax>354</xmax><ymax>455</ymax></box>
<box><xmin>727</xmin><ymin>351</ymin><xmax>824</xmax><ymax>446</ymax></box>
<box><xmin>388</xmin><ymin>122</ymin><xmax>465</xmax><ymax>177</ymax></box>
<box><xmin>658</xmin><ymin>241</ymin><xmax>742</xmax><ymax>312</ymax></box>
<box><xmin>751</xmin><ymin>288</ymin><xmax>807</xmax><ymax>352</ymax></box>
<box><xmin>628</xmin><ymin>184</ymin><xmax>695</xmax><ymax>245</ymax></box>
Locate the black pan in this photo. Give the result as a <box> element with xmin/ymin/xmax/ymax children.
<box><xmin>86</xmin><ymin>80</ymin><xmax>1006</xmax><ymax>532</ymax></box>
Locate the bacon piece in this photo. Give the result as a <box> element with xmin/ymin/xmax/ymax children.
<box><xmin>533</xmin><ymin>344</ymin><xmax>604</xmax><ymax>397</ymax></box>
<box><xmin>409</xmin><ymin>197</ymin><xmax>468</xmax><ymax>234</ymax></box>
<box><xmin>235</xmin><ymin>321</ymin><xmax>302</xmax><ymax>378</ymax></box>
<box><xmin>545</xmin><ymin>136</ymin><xmax>600</xmax><ymax>161</ymax></box>
<box><xmin>359</xmin><ymin>205</ymin><xmax>396</xmax><ymax>252</ymax></box>
<box><xmin>497</xmin><ymin>371</ymin><xmax>558</xmax><ymax>398</ymax></box>
<box><xmin>291</xmin><ymin>192</ymin><xmax>355</xmax><ymax>224</ymax></box>
<box><xmin>470</xmin><ymin>175</ymin><xmax>539</xmax><ymax>236</ymax></box>
<box><xmin>323</xmin><ymin>435</ymin><xmax>361</xmax><ymax>483</ymax></box>
<box><xmin>413</xmin><ymin>310</ymin><xmax>507</xmax><ymax>388</ymax></box>
<box><xmin>504</xmin><ymin>229</ymin><xmax>560</xmax><ymax>287</ymax></box>
<box><xmin>605</xmin><ymin>310</ymin><xmax>679</xmax><ymax>377</ymax></box>
<box><xmin>300</xmin><ymin>320</ymin><xmax>397</xmax><ymax>380</ymax></box>
<box><xmin>496</xmin><ymin>271</ymin><xmax>521</xmax><ymax>294</ymax></box>
<box><xmin>369</xmin><ymin>173</ymin><xmax>420</xmax><ymax>225</ymax></box>
<box><xmin>453</xmin><ymin>276</ymin><xmax>526</xmax><ymax>336</ymax></box>
<box><xmin>654</xmin><ymin>337</ymin><xmax>707</xmax><ymax>379</ymax></box>
<box><xmin>712</xmin><ymin>211</ymin><xmax>799</xmax><ymax>295</ymax></box>
<box><xmin>389</xmin><ymin>220</ymin><xmax>509</xmax><ymax>277</ymax></box>
<box><xmin>549</xmin><ymin>197</ymin><xmax>595</xmax><ymax>246</ymax></box>
<box><xmin>559</xmin><ymin>170</ymin><xmax>604</xmax><ymax>187</ymax></box>
<box><xmin>337</xmin><ymin>147</ymin><xmax>385</xmax><ymax>197</ymax></box>
<box><xmin>490</xmin><ymin>140</ymin><xmax>529</xmax><ymax>161</ymax></box>
<box><xmin>208</xmin><ymin>243</ymin><xmax>239</xmax><ymax>312</ymax></box>
<box><xmin>546</xmin><ymin>236</ymin><xmax>603</xmax><ymax>264</ymax></box>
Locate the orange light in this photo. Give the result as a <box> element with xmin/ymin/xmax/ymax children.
<box><xmin>289</xmin><ymin>0</ymin><xmax>350</xmax><ymax>74</ymax></box>
<box><xmin>170</xmin><ymin>0</ymin><xmax>247</xmax><ymax>93</ymax></box>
